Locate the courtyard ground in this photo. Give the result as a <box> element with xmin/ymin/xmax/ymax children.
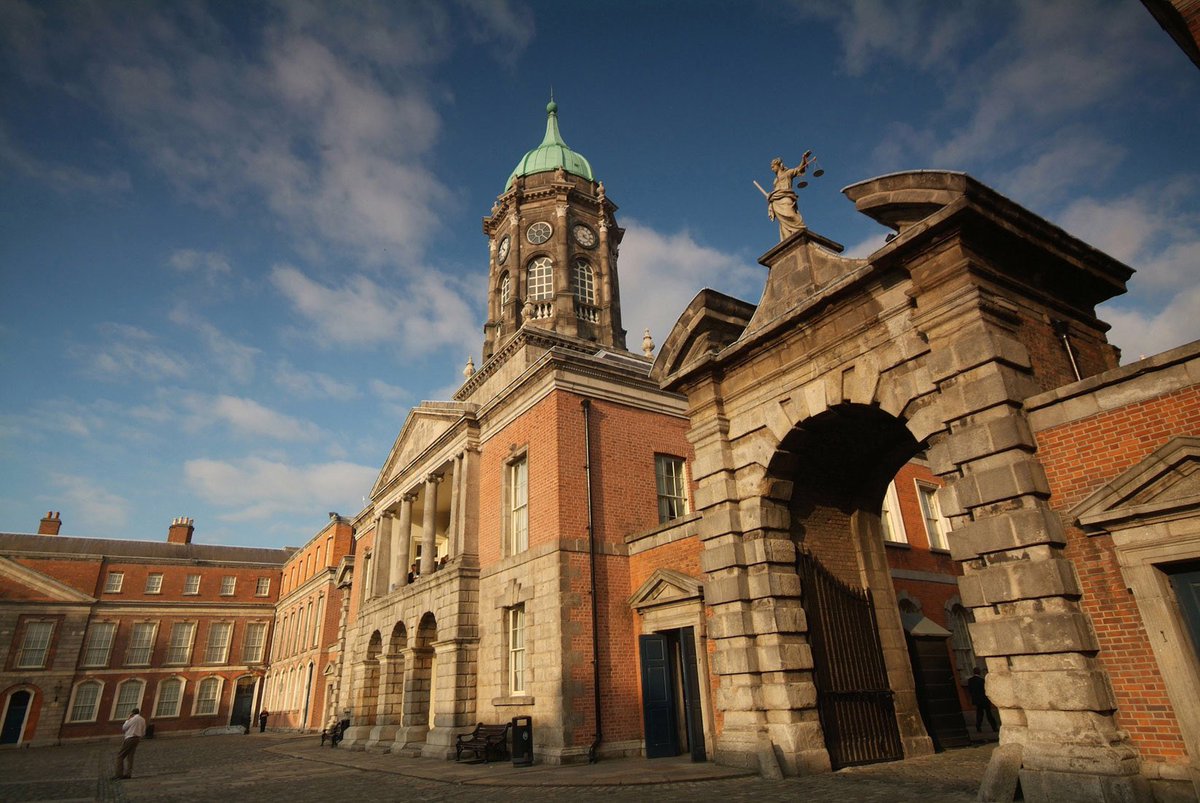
<box><xmin>0</xmin><ymin>731</ymin><xmax>995</xmax><ymax>802</ymax></box>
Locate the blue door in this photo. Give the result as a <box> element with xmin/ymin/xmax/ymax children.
<box><xmin>639</xmin><ymin>634</ymin><xmax>679</xmax><ymax>758</ymax></box>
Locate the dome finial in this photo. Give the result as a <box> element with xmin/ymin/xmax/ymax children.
<box><xmin>547</xmin><ymin>86</ymin><xmax>557</xmax><ymax>115</ymax></box>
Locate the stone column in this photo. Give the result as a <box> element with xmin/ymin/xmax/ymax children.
<box><xmin>395</xmin><ymin>493</ymin><xmax>415</xmax><ymax>588</ymax></box>
<box><xmin>420</xmin><ymin>474</ymin><xmax>442</xmax><ymax>575</ymax></box>
<box><xmin>373</xmin><ymin>512</ymin><xmax>393</xmax><ymax>597</ymax></box>
<box><xmin>447</xmin><ymin>454</ymin><xmax>462</xmax><ymax>558</ymax></box>
<box><xmin>419</xmin><ymin>639</ymin><xmax>478</xmax><ymax>760</ymax></box>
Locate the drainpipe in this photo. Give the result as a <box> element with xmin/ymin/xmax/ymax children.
<box><xmin>581</xmin><ymin>398</ymin><xmax>603</xmax><ymax>764</ymax></box>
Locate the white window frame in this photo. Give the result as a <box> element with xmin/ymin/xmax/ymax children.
<box><xmin>183</xmin><ymin>574</ymin><xmax>201</xmax><ymax>595</ymax></box>
<box><xmin>571</xmin><ymin>259</ymin><xmax>595</xmax><ymax>304</ymax></box>
<box><xmin>82</xmin><ymin>622</ymin><xmax>117</xmax><ymax>668</ymax></box>
<box><xmin>243</xmin><ymin>622</ymin><xmax>267</xmax><ymax>663</ymax></box>
<box><xmin>124</xmin><ymin>622</ymin><xmax>158</xmax><ymax>666</ymax></box>
<box><xmin>104</xmin><ymin>572</ymin><xmax>124</xmax><ymax>593</ymax></box>
<box><xmin>500</xmin><ymin>271</ymin><xmax>511</xmax><ymax>306</ymax></box>
<box><xmin>165</xmin><ymin>622</ymin><xmax>196</xmax><ymax>665</ymax></box>
<box><xmin>255</xmin><ymin>577</ymin><xmax>270</xmax><ymax>597</ymax></box>
<box><xmin>526</xmin><ymin>256</ymin><xmax>553</xmax><ymax>300</ymax></box>
<box><xmin>194</xmin><ymin>676</ymin><xmax>222</xmax><ymax>716</ymax></box>
<box><xmin>110</xmin><ymin>679</ymin><xmax>145</xmax><ymax>721</ymax></box>
<box><xmin>16</xmin><ymin>621</ymin><xmax>55</xmax><ymax>669</ymax></box>
<box><xmin>153</xmin><ymin>676</ymin><xmax>185</xmax><ymax>719</ymax></box>
<box><xmin>915</xmin><ymin>481</ymin><xmax>951</xmax><ymax>551</ymax></box>
<box><xmin>204</xmin><ymin>622</ymin><xmax>232</xmax><ymax>664</ymax></box>
<box><xmin>507</xmin><ymin>454</ymin><xmax>529</xmax><ymax>555</ymax></box>
<box><xmin>145</xmin><ymin>573</ymin><xmax>163</xmax><ymax>594</ymax></box>
<box><xmin>880</xmin><ymin>480</ymin><xmax>908</xmax><ymax>544</ymax></box>
<box><xmin>67</xmin><ymin>680</ymin><xmax>104</xmax><ymax>723</ymax></box>
<box><xmin>508</xmin><ymin>604</ymin><xmax>526</xmax><ymax>695</ymax></box>
<box><xmin>219</xmin><ymin>576</ymin><xmax>236</xmax><ymax>596</ymax></box>
<box><xmin>655</xmin><ymin>454</ymin><xmax>689</xmax><ymax>523</ymax></box>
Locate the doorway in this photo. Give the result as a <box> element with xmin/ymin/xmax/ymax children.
<box><xmin>639</xmin><ymin>627</ymin><xmax>705</xmax><ymax>761</ymax></box>
<box><xmin>1</xmin><ymin>690</ymin><xmax>32</xmax><ymax>745</ymax></box>
<box><xmin>230</xmin><ymin>677</ymin><xmax>255</xmax><ymax>730</ymax></box>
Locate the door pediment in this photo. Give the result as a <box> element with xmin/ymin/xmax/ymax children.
<box><xmin>1073</xmin><ymin>437</ymin><xmax>1200</xmax><ymax>530</ymax></box>
<box><xmin>629</xmin><ymin>568</ymin><xmax>704</xmax><ymax>612</ymax></box>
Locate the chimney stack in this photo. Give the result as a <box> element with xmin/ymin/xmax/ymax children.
<box><xmin>38</xmin><ymin>511</ymin><xmax>62</xmax><ymax>536</ymax></box>
<box><xmin>168</xmin><ymin>516</ymin><xmax>194</xmax><ymax>544</ymax></box>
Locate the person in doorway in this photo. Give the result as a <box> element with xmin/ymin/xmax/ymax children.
<box><xmin>967</xmin><ymin>667</ymin><xmax>998</xmax><ymax>733</ymax></box>
<box><xmin>112</xmin><ymin>707</ymin><xmax>146</xmax><ymax>780</ymax></box>
<box><xmin>258</xmin><ymin>710</ymin><xmax>269</xmax><ymax>733</ymax></box>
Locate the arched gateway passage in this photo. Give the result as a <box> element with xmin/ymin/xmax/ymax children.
<box><xmin>772</xmin><ymin>405</ymin><xmax>928</xmax><ymax>767</ymax></box>
<box><xmin>653</xmin><ymin>171</ymin><xmax>1143</xmax><ymax>796</ymax></box>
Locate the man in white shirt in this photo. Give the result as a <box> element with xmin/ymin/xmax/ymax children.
<box><xmin>113</xmin><ymin>707</ymin><xmax>146</xmax><ymax>780</ymax></box>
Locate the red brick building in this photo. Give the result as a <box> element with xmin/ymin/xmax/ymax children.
<box><xmin>262</xmin><ymin>514</ymin><xmax>355</xmax><ymax>731</ymax></box>
<box><xmin>0</xmin><ymin>515</ymin><xmax>289</xmax><ymax>746</ymax></box>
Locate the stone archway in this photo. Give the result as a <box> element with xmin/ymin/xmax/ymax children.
<box><xmin>653</xmin><ymin>171</ymin><xmax>1143</xmax><ymax>797</ymax></box>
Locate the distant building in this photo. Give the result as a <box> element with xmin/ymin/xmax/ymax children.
<box><xmin>261</xmin><ymin>514</ymin><xmax>355</xmax><ymax>731</ymax></box>
<box><xmin>0</xmin><ymin>514</ymin><xmax>289</xmax><ymax>745</ymax></box>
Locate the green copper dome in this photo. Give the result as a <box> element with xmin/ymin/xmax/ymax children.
<box><xmin>504</xmin><ymin>101</ymin><xmax>594</xmax><ymax>191</ymax></box>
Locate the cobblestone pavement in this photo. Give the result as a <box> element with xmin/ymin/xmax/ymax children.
<box><xmin>0</xmin><ymin>732</ymin><xmax>994</xmax><ymax>802</ymax></box>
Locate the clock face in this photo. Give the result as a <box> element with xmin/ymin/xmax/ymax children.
<box><xmin>497</xmin><ymin>235</ymin><xmax>510</xmax><ymax>264</ymax></box>
<box><xmin>526</xmin><ymin>221</ymin><xmax>552</xmax><ymax>245</ymax></box>
<box><xmin>573</xmin><ymin>224</ymin><xmax>597</xmax><ymax>248</ymax></box>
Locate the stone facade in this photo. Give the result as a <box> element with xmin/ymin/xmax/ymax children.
<box><xmin>653</xmin><ymin>169</ymin><xmax>1199</xmax><ymax>800</ymax></box>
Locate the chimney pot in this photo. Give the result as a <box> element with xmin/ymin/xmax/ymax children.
<box><xmin>38</xmin><ymin>511</ymin><xmax>63</xmax><ymax>536</ymax></box>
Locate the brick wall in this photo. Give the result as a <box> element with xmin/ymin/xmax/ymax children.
<box><xmin>1034</xmin><ymin>384</ymin><xmax>1200</xmax><ymax>762</ymax></box>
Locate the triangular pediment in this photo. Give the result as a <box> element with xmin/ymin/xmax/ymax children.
<box><xmin>629</xmin><ymin>568</ymin><xmax>704</xmax><ymax>611</ymax></box>
<box><xmin>1073</xmin><ymin>436</ymin><xmax>1200</xmax><ymax>529</ymax></box>
<box><xmin>0</xmin><ymin>557</ymin><xmax>96</xmax><ymax>603</ymax></box>
<box><xmin>372</xmin><ymin>402</ymin><xmax>477</xmax><ymax>497</ymax></box>
<box><xmin>651</xmin><ymin>289</ymin><xmax>756</xmax><ymax>385</ymax></box>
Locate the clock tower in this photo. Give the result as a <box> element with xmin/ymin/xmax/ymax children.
<box><xmin>481</xmin><ymin>101</ymin><xmax>627</xmax><ymax>361</ymax></box>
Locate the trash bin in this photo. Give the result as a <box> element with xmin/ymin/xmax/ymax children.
<box><xmin>511</xmin><ymin>716</ymin><xmax>532</xmax><ymax>766</ymax></box>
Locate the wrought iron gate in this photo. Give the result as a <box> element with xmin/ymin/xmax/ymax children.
<box><xmin>797</xmin><ymin>548</ymin><xmax>903</xmax><ymax>768</ymax></box>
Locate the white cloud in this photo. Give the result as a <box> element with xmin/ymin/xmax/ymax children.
<box><xmin>73</xmin><ymin>323</ymin><xmax>190</xmax><ymax>381</ymax></box>
<box><xmin>0</xmin><ymin>126</ymin><xmax>131</xmax><ymax>195</ymax></box>
<box><xmin>1102</xmin><ymin>285</ymin><xmax>1200</xmax><ymax>363</ymax></box>
<box><xmin>275</xmin><ymin>361</ymin><xmax>359</xmax><ymax>401</ymax></box>
<box><xmin>168</xmin><ymin>306</ymin><xmax>260</xmax><ymax>383</ymax></box>
<box><xmin>369</xmin><ymin>379</ymin><xmax>411</xmax><ymax>402</ymax></box>
<box><xmin>617</xmin><ymin>220</ymin><xmax>760</xmax><ymax>347</ymax></box>
<box><xmin>1003</xmin><ymin>134</ymin><xmax>1125</xmax><ymax>209</ymax></box>
<box><xmin>184</xmin><ymin>456</ymin><xmax>376</xmax><ymax>521</ymax></box>
<box><xmin>270</xmin><ymin>264</ymin><xmax>478</xmax><ymax>356</ymax></box>
<box><xmin>167</xmin><ymin>249</ymin><xmax>232</xmax><ymax>280</ymax></box>
<box><xmin>49</xmin><ymin>473</ymin><xmax>130</xmax><ymax>532</ymax></box>
<box><xmin>185</xmin><ymin>394</ymin><xmax>321</xmax><ymax>442</ymax></box>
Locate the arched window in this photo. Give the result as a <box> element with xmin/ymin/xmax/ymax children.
<box><xmin>68</xmin><ymin>680</ymin><xmax>103</xmax><ymax>723</ymax></box>
<box><xmin>112</xmin><ymin>679</ymin><xmax>145</xmax><ymax>720</ymax></box>
<box><xmin>526</xmin><ymin>257</ymin><xmax>553</xmax><ymax>300</ymax></box>
<box><xmin>499</xmin><ymin>272</ymin><xmax>511</xmax><ymax>306</ymax></box>
<box><xmin>195</xmin><ymin>677</ymin><xmax>222</xmax><ymax>716</ymax></box>
<box><xmin>571</xmin><ymin>259</ymin><xmax>595</xmax><ymax>305</ymax></box>
<box><xmin>948</xmin><ymin>603</ymin><xmax>979</xmax><ymax>682</ymax></box>
<box><xmin>154</xmin><ymin>677</ymin><xmax>185</xmax><ymax>718</ymax></box>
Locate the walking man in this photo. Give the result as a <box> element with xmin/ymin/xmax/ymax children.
<box><xmin>258</xmin><ymin>709</ymin><xmax>269</xmax><ymax>733</ymax></box>
<box><xmin>113</xmin><ymin>707</ymin><xmax>146</xmax><ymax>780</ymax></box>
<box><xmin>967</xmin><ymin>668</ymin><xmax>999</xmax><ymax>733</ymax></box>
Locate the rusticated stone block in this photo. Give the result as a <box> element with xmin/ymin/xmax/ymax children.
<box><xmin>949</xmin><ymin>507</ymin><xmax>1067</xmax><ymax>560</ymax></box>
<box><xmin>947</xmin><ymin>415</ymin><xmax>1036</xmax><ymax>466</ymax></box>
<box><xmin>926</xmin><ymin>329</ymin><xmax>1033</xmax><ymax>383</ymax></box>
<box><xmin>950</xmin><ymin>457</ymin><xmax>1050</xmax><ymax>509</ymax></box>
<box><xmin>706</xmin><ymin>572</ymin><xmax>750</xmax><ymax>605</ymax></box>
<box><xmin>987</xmin><ymin>668</ymin><xmax>1116</xmax><ymax>711</ymax></box>
<box><xmin>970</xmin><ymin>611</ymin><xmax>1098</xmax><ymax>656</ymax></box>
<box><xmin>958</xmin><ymin>558</ymin><xmax>1081</xmax><ymax>606</ymax></box>
<box><xmin>700</xmin><ymin>541</ymin><xmax>745</xmax><ymax>573</ymax></box>
<box><xmin>745</xmin><ymin>568</ymin><xmax>802</xmax><ymax>600</ymax></box>
<box><xmin>760</xmin><ymin>679</ymin><xmax>818</xmax><ymax>710</ymax></box>
<box><xmin>937</xmin><ymin>369</ymin><xmax>1041</xmax><ymax>422</ymax></box>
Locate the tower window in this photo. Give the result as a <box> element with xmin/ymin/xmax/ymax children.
<box><xmin>527</xmin><ymin>257</ymin><xmax>553</xmax><ymax>300</ymax></box>
<box><xmin>572</xmin><ymin>259</ymin><xmax>595</xmax><ymax>305</ymax></box>
<box><xmin>500</xmin><ymin>272</ymin><xmax>511</xmax><ymax>306</ymax></box>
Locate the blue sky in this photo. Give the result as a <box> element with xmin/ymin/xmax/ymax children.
<box><xmin>1</xmin><ymin>0</ymin><xmax>1197</xmax><ymax>548</ymax></box>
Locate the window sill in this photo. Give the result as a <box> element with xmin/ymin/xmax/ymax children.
<box><xmin>884</xmin><ymin>540</ymin><xmax>911</xmax><ymax>549</ymax></box>
<box><xmin>492</xmin><ymin>695</ymin><xmax>534</xmax><ymax>707</ymax></box>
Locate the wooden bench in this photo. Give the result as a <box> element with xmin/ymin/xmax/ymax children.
<box><xmin>455</xmin><ymin>722</ymin><xmax>511</xmax><ymax>762</ymax></box>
